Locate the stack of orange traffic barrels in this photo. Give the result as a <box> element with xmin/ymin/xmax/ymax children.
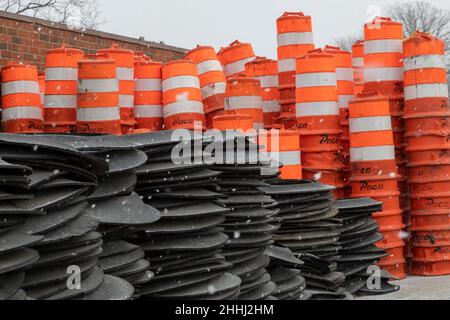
<box><xmin>403</xmin><ymin>31</ymin><xmax>450</xmax><ymax>276</ymax></box>
<box><xmin>217</xmin><ymin>40</ymin><xmax>256</xmax><ymax>79</ymax></box>
<box><xmin>349</xmin><ymin>92</ymin><xmax>407</xmax><ymax>279</ymax></box>
<box><xmin>185</xmin><ymin>46</ymin><xmax>227</xmax><ymax>128</ymax></box>
<box><xmin>296</xmin><ymin>49</ymin><xmax>344</xmax><ymax>198</ymax></box>
<box><xmin>245</xmin><ymin>57</ymin><xmax>281</xmax><ymax>129</ymax></box>
<box><xmin>364</xmin><ymin>17</ymin><xmax>410</xmax><ymax>231</ymax></box>
<box><xmin>277</xmin><ymin>12</ymin><xmax>315</xmax><ymax>129</ymax></box>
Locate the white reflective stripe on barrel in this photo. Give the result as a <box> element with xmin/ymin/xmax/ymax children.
<box><xmin>254</xmin><ymin>122</ymin><xmax>264</xmax><ymax>130</ymax></box>
<box><xmin>116</xmin><ymin>67</ymin><xmax>134</xmax><ymax>81</ymax></box>
<box><xmin>135</xmin><ymin>79</ymin><xmax>162</xmax><ymax>91</ymax></box>
<box><xmin>277</xmin><ymin>32</ymin><xmax>314</xmax><ymax>46</ymax></box>
<box><xmin>262</xmin><ymin>100</ymin><xmax>281</xmax><ymax>113</ymax></box>
<box><xmin>44</xmin><ymin>95</ymin><xmax>77</xmax><ymax>108</ymax></box>
<box><xmin>77</xmin><ymin>107</ymin><xmax>120</xmax><ymax>121</ymax></box>
<box><xmin>364</xmin><ymin>39</ymin><xmax>403</xmax><ymax>54</ymax></box>
<box><xmin>201</xmin><ymin>82</ymin><xmax>226</xmax><ymax>99</ymax></box>
<box><xmin>78</xmin><ymin>79</ymin><xmax>118</xmax><ymax>93</ymax></box>
<box><xmin>352</xmin><ymin>57</ymin><xmax>364</xmax><ymax>68</ymax></box>
<box><xmin>278</xmin><ymin>59</ymin><xmax>296</xmax><ymax>73</ymax></box>
<box><xmin>336</xmin><ymin>68</ymin><xmax>354</xmax><ymax>81</ymax></box>
<box><xmin>350</xmin><ymin>116</ymin><xmax>392</xmax><ymax>133</ymax></box>
<box><xmin>338</xmin><ymin>95</ymin><xmax>354</xmax><ymax>109</ymax></box>
<box><xmin>404</xmin><ymin>55</ymin><xmax>446</xmax><ymax>71</ymax></box>
<box><xmin>404</xmin><ymin>84</ymin><xmax>449</xmax><ymax>100</ymax></box>
<box><xmin>196</xmin><ymin>60</ymin><xmax>223</xmax><ymax>75</ymax></box>
<box><xmin>2</xmin><ymin>80</ymin><xmax>40</xmax><ymax>95</ymax></box>
<box><xmin>266</xmin><ymin>151</ymin><xmax>301</xmax><ymax>165</ymax></box>
<box><xmin>256</xmin><ymin>75</ymin><xmax>279</xmax><ymax>88</ymax></box>
<box><xmin>162</xmin><ymin>76</ymin><xmax>200</xmax><ymax>91</ymax></box>
<box><xmin>2</xmin><ymin>106</ymin><xmax>43</xmax><ymax>121</ymax></box>
<box><xmin>364</xmin><ymin>68</ymin><xmax>404</xmax><ymax>82</ymax></box>
<box><xmin>296</xmin><ymin>72</ymin><xmax>337</xmax><ymax>88</ymax></box>
<box><xmin>222</xmin><ymin>57</ymin><xmax>255</xmax><ymax>77</ymax></box>
<box><xmin>134</xmin><ymin>105</ymin><xmax>163</xmax><ymax>118</ymax></box>
<box><xmin>225</xmin><ymin>96</ymin><xmax>262</xmax><ymax>110</ymax></box>
<box><xmin>45</xmin><ymin>67</ymin><xmax>78</xmax><ymax>81</ymax></box>
<box><xmin>119</xmin><ymin>95</ymin><xmax>134</xmax><ymax>107</ymax></box>
<box><xmin>296</xmin><ymin>101</ymin><xmax>339</xmax><ymax>116</ymax></box>
<box><xmin>163</xmin><ymin>100</ymin><xmax>204</xmax><ymax>117</ymax></box>
<box><xmin>350</xmin><ymin>145</ymin><xmax>396</xmax><ymax>162</ymax></box>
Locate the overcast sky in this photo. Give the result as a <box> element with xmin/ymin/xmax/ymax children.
<box><xmin>98</xmin><ymin>0</ymin><xmax>449</xmax><ymax>58</ymax></box>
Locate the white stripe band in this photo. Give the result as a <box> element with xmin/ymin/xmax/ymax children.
<box><xmin>350</xmin><ymin>116</ymin><xmax>392</xmax><ymax>133</ymax></box>
<box><xmin>201</xmin><ymin>82</ymin><xmax>226</xmax><ymax>99</ymax></box>
<box><xmin>116</xmin><ymin>67</ymin><xmax>134</xmax><ymax>81</ymax></box>
<box><xmin>222</xmin><ymin>57</ymin><xmax>255</xmax><ymax>77</ymax></box>
<box><xmin>296</xmin><ymin>101</ymin><xmax>339</xmax><ymax>116</ymax></box>
<box><xmin>78</xmin><ymin>79</ymin><xmax>118</xmax><ymax>93</ymax></box>
<box><xmin>404</xmin><ymin>55</ymin><xmax>447</xmax><ymax>71</ymax></box>
<box><xmin>225</xmin><ymin>96</ymin><xmax>262</xmax><ymax>110</ymax></box>
<box><xmin>45</xmin><ymin>67</ymin><xmax>78</xmax><ymax>81</ymax></box>
<box><xmin>254</xmin><ymin>122</ymin><xmax>264</xmax><ymax>130</ymax></box>
<box><xmin>404</xmin><ymin>84</ymin><xmax>449</xmax><ymax>101</ymax></box>
<box><xmin>163</xmin><ymin>100</ymin><xmax>204</xmax><ymax>117</ymax></box>
<box><xmin>336</xmin><ymin>68</ymin><xmax>354</xmax><ymax>81</ymax></box>
<box><xmin>135</xmin><ymin>79</ymin><xmax>162</xmax><ymax>91</ymax></box>
<box><xmin>364</xmin><ymin>39</ymin><xmax>403</xmax><ymax>54</ymax></box>
<box><xmin>296</xmin><ymin>72</ymin><xmax>337</xmax><ymax>88</ymax></box>
<box><xmin>350</xmin><ymin>145</ymin><xmax>396</xmax><ymax>162</ymax></box>
<box><xmin>262</xmin><ymin>100</ymin><xmax>281</xmax><ymax>113</ymax></box>
<box><xmin>364</xmin><ymin>68</ymin><xmax>404</xmax><ymax>82</ymax></box>
<box><xmin>134</xmin><ymin>105</ymin><xmax>163</xmax><ymax>118</ymax></box>
<box><xmin>44</xmin><ymin>95</ymin><xmax>77</xmax><ymax>109</ymax></box>
<box><xmin>119</xmin><ymin>95</ymin><xmax>134</xmax><ymax>108</ymax></box>
<box><xmin>196</xmin><ymin>60</ymin><xmax>223</xmax><ymax>75</ymax></box>
<box><xmin>277</xmin><ymin>32</ymin><xmax>314</xmax><ymax>47</ymax></box>
<box><xmin>1</xmin><ymin>80</ymin><xmax>40</xmax><ymax>95</ymax></box>
<box><xmin>162</xmin><ymin>76</ymin><xmax>200</xmax><ymax>91</ymax></box>
<box><xmin>352</xmin><ymin>57</ymin><xmax>364</xmax><ymax>68</ymax></box>
<box><xmin>256</xmin><ymin>75</ymin><xmax>279</xmax><ymax>88</ymax></box>
<box><xmin>265</xmin><ymin>151</ymin><xmax>301</xmax><ymax>166</ymax></box>
<box><xmin>77</xmin><ymin>107</ymin><xmax>120</xmax><ymax>121</ymax></box>
<box><xmin>2</xmin><ymin>106</ymin><xmax>43</xmax><ymax>121</ymax></box>
<box><xmin>338</xmin><ymin>95</ymin><xmax>354</xmax><ymax>109</ymax></box>
<box><xmin>278</xmin><ymin>59</ymin><xmax>296</xmax><ymax>73</ymax></box>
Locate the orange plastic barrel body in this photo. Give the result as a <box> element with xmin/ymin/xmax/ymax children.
<box><xmin>217</xmin><ymin>40</ymin><xmax>255</xmax><ymax>78</ymax></box>
<box><xmin>352</xmin><ymin>40</ymin><xmax>364</xmax><ymax>95</ymax></box>
<box><xmin>162</xmin><ymin>60</ymin><xmax>205</xmax><ymax>130</ymax></box>
<box><xmin>1</xmin><ymin>62</ymin><xmax>43</xmax><ymax>133</ymax></box>
<box><xmin>134</xmin><ymin>61</ymin><xmax>163</xmax><ymax>132</ymax></box>
<box><xmin>77</xmin><ymin>55</ymin><xmax>121</xmax><ymax>135</ymax></box>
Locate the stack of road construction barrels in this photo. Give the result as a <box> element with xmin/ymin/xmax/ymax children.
<box><xmin>403</xmin><ymin>32</ymin><xmax>450</xmax><ymax>276</ymax></box>
<box><xmin>277</xmin><ymin>12</ymin><xmax>315</xmax><ymax>129</ymax></box>
<box><xmin>296</xmin><ymin>49</ymin><xmax>344</xmax><ymax>198</ymax></box>
<box><xmin>352</xmin><ymin>40</ymin><xmax>365</xmax><ymax>96</ymax></box>
<box><xmin>348</xmin><ymin>92</ymin><xmax>407</xmax><ymax>279</ymax></box>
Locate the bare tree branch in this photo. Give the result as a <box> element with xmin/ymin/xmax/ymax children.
<box><xmin>334</xmin><ymin>33</ymin><xmax>363</xmax><ymax>52</ymax></box>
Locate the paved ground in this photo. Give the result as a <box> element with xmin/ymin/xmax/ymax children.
<box><xmin>359</xmin><ymin>276</ymin><xmax>450</xmax><ymax>300</ymax></box>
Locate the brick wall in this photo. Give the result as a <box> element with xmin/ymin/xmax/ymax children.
<box><xmin>0</xmin><ymin>11</ymin><xmax>186</xmax><ymax>71</ymax></box>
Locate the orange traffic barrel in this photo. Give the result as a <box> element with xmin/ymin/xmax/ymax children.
<box><xmin>258</xmin><ymin>126</ymin><xmax>302</xmax><ymax>180</ymax></box>
<box><xmin>295</xmin><ymin>49</ymin><xmax>340</xmax><ymax>134</ymax></box>
<box><xmin>302</xmin><ymin>150</ymin><xmax>344</xmax><ymax>171</ymax></box>
<box><xmin>38</xmin><ymin>72</ymin><xmax>45</xmax><ymax>112</ymax></box>
<box><xmin>134</xmin><ymin>60</ymin><xmax>163</xmax><ymax>132</ymax></box>
<box><xmin>349</xmin><ymin>92</ymin><xmax>399</xmax><ymax>180</ymax></box>
<box><xmin>1</xmin><ymin>62</ymin><xmax>43</xmax><ymax>133</ymax></box>
<box><xmin>378</xmin><ymin>245</ymin><xmax>407</xmax><ymax>279</ymax></box>
<box><xmin>403</xmin><ymin>31</ymin><xmax>449</xmax><ymax>117</ymax></box>
<box><xmin>411</xmin><ymin>211</ymin><xmax>450</xmax><ymax>231</ymax></box>
<box><xmin>245</xmin><ymin>57</ymin><xmax>281</xmax><ymax>128</ymax></box>
<box><xmin>276</xmin><ymin>12</ymin><xmax>315</xmax><ymax>88</ymax></box>
<box><xmin>44</xmin><ymin>45</ymin><xmax>83</xmax><ymax>133</ymax></box>
<box><xmin>212</xmin><ymin>110</ymin><xmax>254</xmax><ymax>132</ymax></box>
<box><xmin>185</xmin><ymin>46</ymin><xmax>226</xmax><ymax>117</ymax></box>
<box><xmin>162</xmin><ymin>60</ymin><xmax>206</xmax><ymax>131</ymax></box>
<box><xmin>410</xmin><ymin>260</ymin><xmax>450</xmax><ymax>276</ymax></box>
<box><xmin>224</xmin><ymin>77</ymin><xmax>263</xmax><ymax>130</ymax></box>
<box><xmin>98</xmin><ymin>44</ymin><xmax>136</xmax><ymax>134</ymax></box>
<box><xmin>408</xmin><ymin>164</ymin><xmax>450</xmax><ymax>181</ymax></box>
<box><xmin>407</xmin><ymin>148</ymin><xmax>450</xmax><ymax>167</ymax></box>
<box><xmin>412</xmin><ymin>245</ymin><xmax>450</xmax><ymax>262</ymax></box>
<box><xmin>412</xmin><ymin>230</ymin><xmax>450</xmax><ymax>247</ymax></box>
<box><xmin>217</xmin><ymin>40</ymin><xmax>255</xmax><ymax>78</ymax></box>
<box><xmin>373</xmin><ymin>211</ymin><xmax>405</xmax><ymax>232</ymax></box>
<box><xmin>77</xmin><ymin>54</ymin><xmax>121</xmax><ymax>135</ymax></box>
<box><xmin>364</xmin><ymin>17</ymin><xmax>404</xmax><ymax>96</ymax></box>
<box><xmin>405</xmin><ymin>116</ymin><xmax>450</xmax><ymax>136</ymax></box>
<box><xmin>303</xmin><ymin>168</ymin><xmax>345</xmax><ymax>198</ymax></box>
<box><xmin>352</xmin><ymin>40</ymin><xmax>364</xmax><ymax>95</ymax></box>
